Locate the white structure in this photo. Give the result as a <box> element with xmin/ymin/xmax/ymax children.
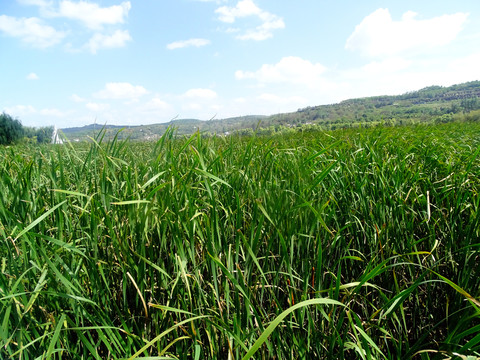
<box><xmin>51</xmin><ymin>126</ymin><xmax>64</xmax><ymax>144</ymax></box>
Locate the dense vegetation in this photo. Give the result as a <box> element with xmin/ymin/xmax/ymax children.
<box><xmin>0</xmin><ymin>112</ymin><xmax>24</xmax><ymax>145</ymax></box>
<box><xmin>23</xmin><ymin>125</ymin><xmax>55</xmax><ymax>144</ymax></box>
<box><xmin>0</xmin><ymin>112</ymin><xmax>54</xmax><ymax>145</ymax></box>
<box><xmin>275</xmin><ymin>81</ymin><xmax>480</xmax><ymax>128</ymax></box>
<box><xmin>1</xmin><ymin>121</ymin><xmax>479</xmax><ymax>359</ymax></box>
<box><xmin>61</xmin><ymin>81</ymin><xmax>480</xmax><ymax>141</ymax></box>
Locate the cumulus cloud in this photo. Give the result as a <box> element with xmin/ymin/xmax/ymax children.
<box><xmin>449</xmin><ymin>52</ymin><xmax>480</xmax><ymax>81</ymax></box>
<box><xmin>13</xmin><ymin>0</ymin><xmax>132</xmax><ymax>53</ymax></box>
<box><xmin>27</xmin><ymin>72</ymin><xmax>39</xmax><ymax>80</ymax></box>
<box><xmin>361</xmin><ymin>57</ymin><xmax>412</xmax><ymax>75</ymax></box>
<box><xmin>71</xmin><ymin>94</ymin><xmax>86</xmax><ymax>102</ymax></box>
<box><xmin>234</xmin><ymin>97</ymin><xmax>247</xmax><ymax>103</ymax></box>
<box><xmin>86</xmin><ymin>102</ymin><xmax>110</xmax><ymax>112</ymax></box>
<box><xmin>3</xmin><ymin>105</ymin><xmax>36</xmax><ymax>116</ymax></box>
<box><xmin>257</xmin><ymin>93</ymin><xmax>308</xmax><ymax>105</ymax></box>
<box><xmin>183</xmin><ymin>88</ymin><xmax>218</xmax><ymax>99</ymax></box>
<box><xmin>235</xmin><ymin>56</ymin><xmax>326</xmax><ymax>86</ymax></box>
<box><xmin>166</xmin><ymin>38</ymin><xmax>211</xmax><ymax>50</ymax></box>
<box><xmin>139</xmin><ymin>98</ymin><xmax>175</xmax><ymax>119</ymax></box>
<box><xmin>94</xmin><ymin>82</ymin><xmax>149</xmax><ymax>100</ymax></box>
<box><xmin>454</xmin><ymin>51</ymin><xmax>480</xmax><ymax>65</ymax></box>
<box><xmin>86</xmin><ymin>30</ymin><xmax>131</xmax><ymax>53</ymax></box>
<box><xmin>39</xmin><ymin>108</ymin><xmax>65</xmax><ymax>117</ymax></box>
<box><xmin>236</xmin><ymin>18</ymin><xmax>284</xmax><ymax>41</ymax></box>
<box><xmin>216</xmin><ymin>0</ymin><xmax>261</xmax><ymax>22</ymax></box>
<box><xmin>0</xmin><ymin>15</ymin><xmax>66</xmax><ymax>48</ymax></box>
<box><xmin>144</xmin><ymin>98</ymin><xmax>171</xmax><ymax>110</ymax></box>
<box><xmin>176</xmin><ymin>89</ymin><xmax>219</xmax><ymax>118</ymax></box>
<box><xmin>3</xmin><ymin>105</ymin><xmax>66</xmax><ymax>118</ymax></box>
<box><xmin>346</xmin><ymin>8</ymin><xmax>469</xmax><ymax>57</ymax></box>
<box><xmin>215</xmin><ymin>0</ymin><xmax>284</xmax><ymax>40</ymax></box>
<box><xmin>55</xmin><ymin>0</ymin><xmax>131</xmax><ymax>30</ymax></box>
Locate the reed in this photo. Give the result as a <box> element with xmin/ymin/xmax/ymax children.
<box><xmin>1</xmin><ymin>122</ymin><xmax>479</xmax><ymax>359</ymax></box>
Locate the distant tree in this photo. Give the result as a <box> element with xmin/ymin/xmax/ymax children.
<box><xmin>23</xmin><ymin>125</ymin><xmax>54</xmax><ymax>144</ymax></box>
<box><xmin>463</xmin><ymin>109</ymin><xmax>480</xmax><ymax>122</ymax></box>
<box><xmin>35</xmin><ymin>126</ymin><xmax>54</xmax><ymax>144</ymax></box>
<box><xmin>461</xmin><ymin>97</ymin><xmax>479</xmax><ymax>113</ymax></box>
<box><xmin>435</xmin><ymin>113</ymin><xmax>454</xmax><ymax>124</ymax></box>
<box><xmin>0</xmin><ymin>112</ymin><xmax>24</xmax><ymax>145</ymax></box>
<box><xmin>450</xmin><ymin>102</ymin><xmax>461</xmax><ymax>114</ymax></box>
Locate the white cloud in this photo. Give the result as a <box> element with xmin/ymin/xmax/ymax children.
<box><xmin>449</xmin><ymin>52</ymin><xmax>480</xmax><ymax>81</ymax></box>
<box><xmin>86</xmin><ymin>30</ymin><xmax>131</xmax><ymax>53</ymax></box>
<box><xmin>410</xmin><ymin>52</ymin><xmax>480</xmax><ymax>87</ymax></box>
<box><xmin>86</xmin><ymin>102</ymin><xmax>110</xmax><ymax>112</ymax></box>
<box><xmin>361</xmin><ymin>57</ymin><xmax>412</xmax><ymax>75</ymax></box>
<box><xmin>236</xmin><ymin>17</ymin><xmax>284</xmax><ymax>41</ymax></box>
<box><xmin>183</xmin><ymin>102</ymin><xmax>202</xmax><ymax>111</ymax></box>
<box><xmin>346</xmin><ymin>9</ymin><xmax>469</xmax><ymax>57</ymax></box>
<box><xmin>225</xmin><ymin>27</ymin><xmax>240</xmax><ymax>34</ymax></box>
<box><xmin>216</xmin><ymin>0</ymin><xmax>262</xmax><ymax>22</ymax></box>
<box><xmin>56</xmin><ymin>0</ymin><xmax>131</xmax><ymax>30</ymax></box>
<box><xmin>215</xmin><ymin>0</ymin><xmax>284</xmax><ymax>40</ymax></box>
<box><xmin>39</xmin><ymin>108</ymin><xmax>65</xmax><ymax>117</ymax></box>
<box><xmin>335</xmin><ymin>51</ymin><xmax>480</xmax><ymax>105</ymax></box>
<box><xmin>183</xmin><ymin>88</ymin><xmax>218</xmax><ymax>99</ymax></box>
<box><xmin>0</xmin><ymin>15</ymin><xmax>66</xmax><ymax>48</ymax></box>
<box><xmin>174</xmin><ymin>89</ymin><xmax>220</xmax><ymax>119</ymax></box>
<box><xmin>234</xmin><ymin>97</ymin><xmax>246</xmax><ymax>103</ymax></box>
<box><xmin>13</xmin><ymin>0</ymin><xmax>132</xmax><ymax>53</ymax></box>
<box><xmin>3</xmin><ymin>105</ymin><xmax>36</xmax><ymax>116</ymax></box>
<box><xmin>235</xmin><ymin>56</ymin><xmax>326</xmax><ymax>86</ymax></box>
<box><xmin>143</xmin><ymin>98</ymin><xmax>171</xmax><ymax>111</ymax></box>
<box><xmin>3</xmin><ymin>105</ymin><xmax>66</xmax><ymax>118</ymax></box>
<box><xmin>26</xmin><ymin>72</ymin><xmax>39</xmax><ymax>80</ymax></box>
<box><xmin>257</xmin><ymin>93</ymin><xmax>308</xmax><ymax>105</ymax></box>
<box><xmin>166</xmin><ymin>38</ymin><xmax>211</xmax><ymax>50</ymax></box>
<box><xmin>94</xmin><ymin>82</ymin><xmax>149</xmax><ymax>100</ymax></box>
<box><xmin>71</xmin><ymin>94</ymin><xmax>86</xmax><ymax>102</ymax></box>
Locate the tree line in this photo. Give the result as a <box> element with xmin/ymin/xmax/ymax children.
<box><xmin>0</xmin><ymin>112</ymin><xmax>54</xmax><ymax>145</ymax></box>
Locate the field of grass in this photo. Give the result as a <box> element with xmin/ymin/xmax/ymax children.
<box><xmin>1</xmin><ymin>122</ymin><xmax>479</xmax><ymax>359</ymax></box>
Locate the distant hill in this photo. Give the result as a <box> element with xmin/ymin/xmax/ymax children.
<box><xmin>60</xmin><ymin>81</ymin><xmax>480</xmax><ymax>141</ymax></box>
<box><xmin>265</xmin><ymin>80</ymin><xmax>480</xmax><ymax>129</ymax></box>
<box><xmin>60</xmin><ymin>115</ymin><xmax>268</xmax><ymax>141</ymax></box>
<box><xmin>62</xmin><ymin>123</ymin><xmax>124</xmax><ymax>134</ymax></box>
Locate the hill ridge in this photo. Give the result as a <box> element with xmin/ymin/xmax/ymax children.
<box><xmin>61</xmin><ymin>80</ymin><xmax>480</xmax><ymax>140</ymax></box>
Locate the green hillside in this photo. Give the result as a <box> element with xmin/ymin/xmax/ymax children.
<box><xmin>60</xmin><ymin>81</ymin><xmax>480</xmax><ymax>141</ymax></box>
<box><xmin>272</xmin><ymin>80</ymin><xmax>480</xmax><ymax>128</ymax></box>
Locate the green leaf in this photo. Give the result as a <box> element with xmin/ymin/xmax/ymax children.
<box><xmin>14</xmin><ymin>200</ymin><xmax>67</xmax><ymax>240</ymax></box>
<box><xmin>111</xmin><ymin>200</ymin><xmax>150</xmax><ymax>205</ymax></box>
<box><xmin>128</xmin><ymin>315</ymin><xmax>209</xmax><ymax>360</ymax></box>
<box><xmin>242</xmin><ymin>298</ymin><xmax>344</xmax><ymax>360</ymax></box>
<box><xmin>46</xmin><ymin>313</ymin><xmax>66</xmax><ymax>360</ymax></box>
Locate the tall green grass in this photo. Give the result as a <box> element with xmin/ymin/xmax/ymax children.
<box><xmin>1</xmin><ymin>122</ymin><xmax>479</xmax><ymax>359</ymax></box>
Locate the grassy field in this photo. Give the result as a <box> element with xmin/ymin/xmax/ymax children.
<box><xmin>1</xmin><ymin>122</ymin><xmax>479</xmax><ymax>359</ymax></box>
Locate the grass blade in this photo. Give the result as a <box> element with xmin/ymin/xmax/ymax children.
<box><xmin>242</xmin><ymin>298</ymin><xmax>344</xmax><ymax>360</ymax></box>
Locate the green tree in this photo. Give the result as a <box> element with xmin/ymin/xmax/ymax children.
<box><xmin>461</xmin><ymin>97</ymin><xmax>479</xmax><ymax>113</ymax></box>
<box><xmin>0</xmin><ymin>112</ymin><xmax>24</xmax><ymax>145</ymax></box>
<box><xmin>35</xmin><ymin>126</ymin><xmax>54</xmax><ymax>144</ymax></box>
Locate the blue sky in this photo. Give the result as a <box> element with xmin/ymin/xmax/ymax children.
<box><xmin>1</xmin><ymin>0</ymin><xmax>480</xmax><ymax>128</ymax></box>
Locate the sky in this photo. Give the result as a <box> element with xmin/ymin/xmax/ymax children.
<box><xmin>1</xmin><ymin>0</ymin><xmax>480</xmax><ymax>129</ymax></box>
